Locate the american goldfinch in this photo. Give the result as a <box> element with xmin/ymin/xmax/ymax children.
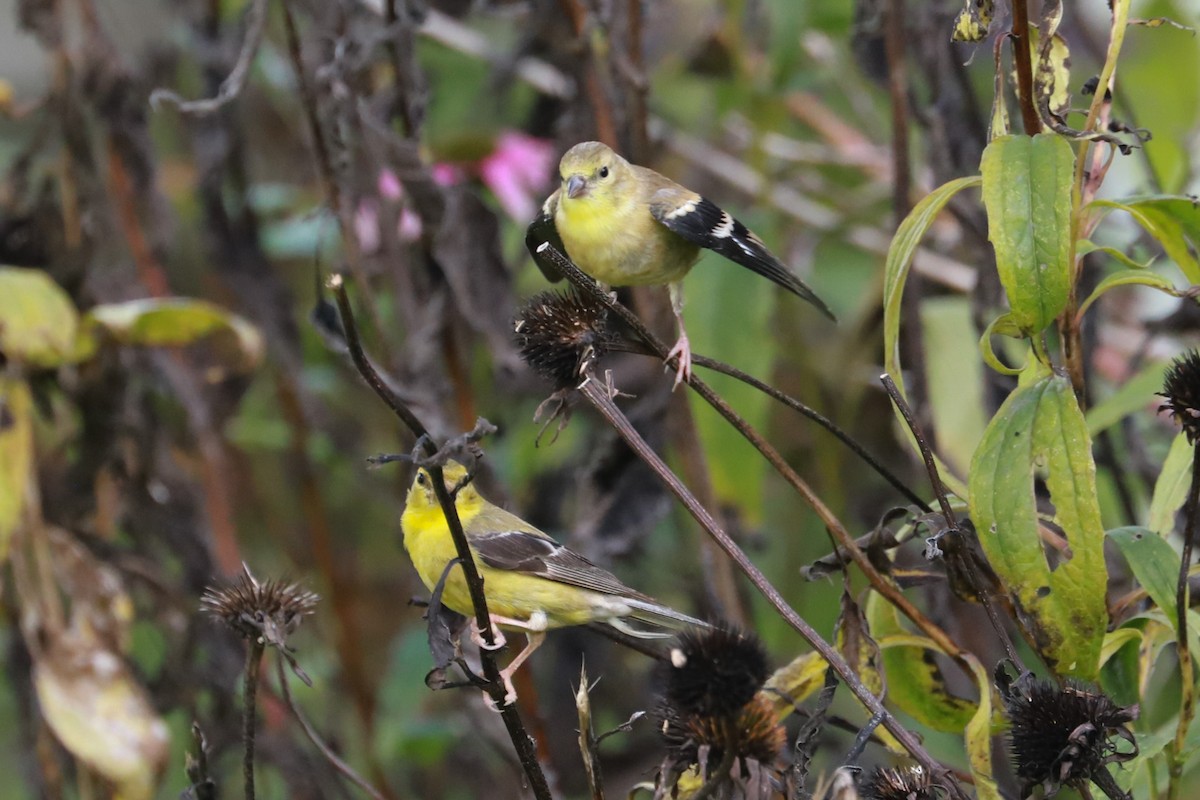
<box><xmin>538</xmin><ymin>141</ymin><xmax>835</xmax><ymax>385</ymax></box>
<box><xmin>401</xmin><ymin>462</ymin><xmax>706</xmax><ymax>705</ymax></box>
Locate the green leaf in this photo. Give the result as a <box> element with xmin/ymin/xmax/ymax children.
<box><xmin>1076</xmin><ymin>239</ymin><xmax>1155</xmax><ymax>271</ymax></box>
<box><xmin>876</xmin><ymin>630</ymin><xmax>1000</xmax><ymax>800</ymax></box>
<box><xmin>1085</xmin><ymin>360</ymin><xmax>1168</xmax><ymax>437</ymax></box>
<box><xmin>969</xmin><ymin>372</ymin><xmax>1108</xmax><ymax>678</ymax></box>
<box><xmin>980</xmin><ymin>134</ymin><xmax>1075</xmax><ymax>335</ymax></box>
<box><xmin>0</xmin><ymin>377</ymin><xmax>33</xmax><ymax>563</ymax></box>
<box><xmin>922</xmin><ymin>298</ymin><xmax>990</xmax><ymax>476</ymax></box>
<box><xmin>1148</xmin><ymin>432</ymin><xmax>1193</xmax><ymax>535</ymax></box>
<box><xmin>978</xmin><ymin>312</ymin><xmax>1028</xmax><ymax>376</ymax></box>
<box><xmin>1108</xmin><ymin>526</ymin><xmax>1180</xmax><ymax>622</ymax></box>
<box><xmin>883</xmin><ymin>175</ymin><xmax>981</xmax><ymax>495</ymax></box>
<box><xmin>1077</xmin><ymin>269</ymin><xmax>1180</xmax><ymax>318</ymax></box>
<box><xmin>0</xmin><ymin>267</ymin><xmax>81</xmax><ymax>367</ymax></box>
<box><xmin>1090</xmin><ymin>197</ymin><xmax>1200</xmax><ymax>283</ymax></box>
<box><xmin>866</xmin><ymin>592</ymin><xmax>978</xmax><ymax>733</ymax></box>
<box><xmin>78</xmin><ymin>298</ymin><xmax>264</xmax><ymax>373</ymax></box>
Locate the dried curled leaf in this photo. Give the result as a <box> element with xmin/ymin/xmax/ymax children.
<box><xmin>34</xmin><ymin>628</ymin><xmax>169</xmax><ymax>800</ymax></box>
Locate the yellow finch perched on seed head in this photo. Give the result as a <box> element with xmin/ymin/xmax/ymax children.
<box><xmin>401</xmin><ymin>462</ymin><xmax>706</xmax><ymax>705</ymax></box>
<box><xmin>538</xmin><ymin>141</ymin><xmax>836</xmax><ymax>385</ymax></box>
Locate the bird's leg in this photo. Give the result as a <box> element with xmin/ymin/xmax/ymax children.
<box><xmin>485</xmin><ymin>630</ymin><xmax>547</xmax><ymax>710</ymax></box>
<box><xmin>665</xmin><ymin>282</ymin><xmax>692</xmax><ymax>388</ymax></box>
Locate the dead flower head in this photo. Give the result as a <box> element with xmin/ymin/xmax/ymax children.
<box><xmin>1002</xmin><ymin>675</ymin><xmax>1138</xmax><ymax>799</ymax></box>
<box><xmin>201</xmin><ymin>564</ymin><xmax>319</xmax><ymax>649</ymax></box>
<box><xmin>514</xmin><ymin>289</ymin><xmax>624</xmax><ymax>390</ymax></box>
<box><xmin>1160</xmin><ymin>349</ymin><xmax>1200</xmax><ymax>444</ymax></box>
<box><xmin>861</xmin><ymin>764</ymin><xmax>939</xmax><ymax>800</ymax></box>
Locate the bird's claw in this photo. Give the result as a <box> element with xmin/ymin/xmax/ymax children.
<box><xmin>471</xmin><ymin>619</ymin><xmax>507</xmax><ymax>651</ymax></box>
<box><xmin>666</xmin><ymin>334</ymin><xmax>693</xmax><ymax>389</ymax></box>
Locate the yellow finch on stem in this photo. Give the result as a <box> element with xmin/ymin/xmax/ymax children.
<box><xmin>538</xmin><ymin>141</ymin><xmax>836</xmax><ymax>386</ymax></box>
<box><xmin>401</xmin><ymin>462</ymin><xmax>706</xmax><ymax>705</ymax></box>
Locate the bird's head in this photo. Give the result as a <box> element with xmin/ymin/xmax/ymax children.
<box><xmin>404</xmin><ymin>461</ymin><xmax>483</xmax><ymax>517</ymax></box>
<box><xmin>557</xmin><ymin>141</ymin><xmax>631</xmax><ymax>206</ymax></box>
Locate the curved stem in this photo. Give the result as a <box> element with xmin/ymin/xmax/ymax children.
<box><xmin>331</xmin><ymin>275</ymin><xmax>553</xmax><ymax>800</ymax></box>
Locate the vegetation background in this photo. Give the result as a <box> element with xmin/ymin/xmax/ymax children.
<box><xmin>1</xmin><ymin>0</ymin><xmax>1199</xmax><ymax>798</ymax></box>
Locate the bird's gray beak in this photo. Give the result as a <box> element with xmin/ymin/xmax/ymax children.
<box><xmin>566</xmin><ymin>174</ymin><xmax>587</xmax><ymax>199</ymax></box>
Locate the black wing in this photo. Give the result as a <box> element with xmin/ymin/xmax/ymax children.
<box><xmin>526</xmin><ymin>192</ymin><xmax>567</xmax><ymax>283</ymax></box>
<box><xmin>472</xmin><ymin>530</ymin><xmax>641</xmax><ymax>598</ymax></box>
<box><xmin>650</xmin><ymin>191</ymin><xmax>836</xmax><ymax>322</ymax></box>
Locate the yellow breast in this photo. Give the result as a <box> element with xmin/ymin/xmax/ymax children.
<box><xmin>555</xmin><ymin>196</ymin><xmax>697</xmax><ymax>286</ymax></box>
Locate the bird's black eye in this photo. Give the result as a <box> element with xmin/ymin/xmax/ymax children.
<box><xmin>416</xmin><ymin>472</ymin><xmax>428</xmax><ymax>487</ymax></box>
<box><xmin>599</xmin><ymin>165</ymin><xmax>609</xmax><ymax>179</ymax></box>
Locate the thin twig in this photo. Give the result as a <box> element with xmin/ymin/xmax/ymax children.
<box><xmin>575</xmin><ymin>376</ymin><xmax>968</xmax><ymax>800</ymax></box>
<box><xmin>276</xmin><ymin>653</ymin><xmax>387</xmax><ymax>800</ymax></box>
<box><xmin>150</xmin><ymin>0</ymin><xmax>269</xmax><ymax>115</ymax></box>
<box><xmin>532</xmin><ymin>242</ymin><xmax>968</xmax><ymax>668</ymax></box>
<box><xmin>1169</xmin><ymin>445</ymin><xmax>1200</xmax><ymax>800</ymax></box>
<box><xmin>243</xmin><ymin>640</ymin><xmax>264</xmax><ymax>800</ymax></box>
<box><xmin>881</xmin><ymin>374</ymin><xmax>1024</xmax><ymax>669</ymax></box>
<box><xmin>691</xmin><ymin>355</ymin><xmax>929</xmax><ymax>511</ymax></box>
<box><xmin>330</xmin><ymin>275</ymin><xmax>553</xmax><ymax>800</ymax></box>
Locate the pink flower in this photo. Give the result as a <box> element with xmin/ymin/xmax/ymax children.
<box><xmin>479</xmin><ymin>132</ymin><xmax>555</xmax><ymax>221</ymax></box>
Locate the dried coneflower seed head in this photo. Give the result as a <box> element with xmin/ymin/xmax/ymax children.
<box><xmin>861</xmin><ymin>764</ymin><xmax>936</xmax><ymax>800</ymax></box>
<box><xmin>657</xmin><ymin>693</ymin><xmax>786</xmax><ymax>769</ymax></box>
<box><xmin>515</xmin><ymin>289</ymin><xmax>620</xmax><ymax>389</ymax></box>
<box><xmin>1160</xmin><ymin>350</ymin><xmax>1200</xmax><ymax>444</ymax></box>
<box><xmin>201</xmin><ymin>564</ymin><xmax>319</xmax><ymax>647</ymax></box>
<box><xmin>1003</xmin><ymin>677</ymin><xmax>1138</xmax><ymax>798</ymax></box>
<box><xmin>665</xmin><ymin>625</ymin><xmax>769</xmax><ymax>717</ymax></box>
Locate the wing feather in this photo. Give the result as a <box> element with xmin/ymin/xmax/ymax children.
<box><xmin>649</xmin><ymin>190</ymin><xmax>836</xmax><ymax>321</ymax></box>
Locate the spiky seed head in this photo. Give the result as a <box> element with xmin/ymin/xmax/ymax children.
<box><xmin>861</xmin><ymin>765</ymin><xmax>936</xmax><ymax>800</ymax></box>
<box><xmin>665</xmin><ymin>625</ymin><xmax>769</xmax><ymax>717</ymax></box>
<box><xmin>1160</xmin><ymin>350</ymin><xmax>1200</xmax><ymax>444</ymax></box>
<box><xmin>658</xmin><ymin>693</ymin><xmax>786</xmax><ymax>770</ymax></box>
<box><xmin>1003</xmin><ymin>677</ymin><xmax>1138</xmax><ymax>797</ymax></box>
<box><xmin>201</xmin><ymin>564</ymin><xmax>319</xmax><ymax>646</ymax></box>
<box><xmin>514</xmin><ymin>289</ymin><xmax>620</xmax><ymax>389</ymax></box>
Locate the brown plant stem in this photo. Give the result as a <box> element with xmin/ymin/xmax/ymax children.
<box><xmin>276</xmin><ymin>654</ymin><xmax>387</xmax><ymax>800</ymax></box>
<box><xmin>330</xmin><ymin>275</ymin><xmax>552</xmax><ymax>800</ymax></box>
<box><xmin>532</xmin><ymin>242</ymin><xmax>967</xmax><ymax>667</ymax></box>
<box><xmin>881</xmin><ymin>374</ymin><xmax>1024</xmax><ymax>669</ymax></box>
<box><xmin>575</xmin><ymin>377</ymin><xmax>968</xmax><ymax>800</ymax></box>
<box><xmin>243</xmin><ymin>640</ymin><xmax>264</xmax><ymax>800</ymax></box>
<box><xmin>1010</xmin><ymin>0</ymin><xmax>1041</xmax><ymax>136</ymax></box>
<box><xmin>1169</xmin><ymin>445</ymin><xmax>1200</xmax><ymax>799</ymax></box>
<box><xmin>690</xmin><ymin>354</ymin><xmax>928</xmax><ymax>511</ymax></box>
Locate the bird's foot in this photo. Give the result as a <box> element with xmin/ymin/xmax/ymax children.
<box><xmin>666</xmin><ymin>334</ymin><xmax>693</xmax><ymax>389</ymax></box>
<box><xmin>482</xmin><ymin>672</ymin><xmax>519</xmax><ymax>711</ymax></box>
<box><xmin>470</xmin><ymin>618</ymin><xmax>507</xmax><ymax>651</ymax></box>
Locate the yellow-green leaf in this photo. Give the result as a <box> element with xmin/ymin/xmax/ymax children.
<box><xmin>762</xmin><ymin>651</ymin><xmax>827</xmax><ymax>719</ymax></box>
<box><xmin>35</xmin><ymin>629</ymin><xmax>170</xmax><ymax>800</ymax></box>
<box><xmin>0</xmin><ymin>377</ymin><xmax>33</xmax><ymax>562</ymax></box>
<box><xmin>1085</xmin><ymin>361</ymin><xmax>1167</xmax><ymax>437</ymax></box>
<box><xmin>1077</xmin><ymin>269</ymin><xmax>1179</xmax><ymax>318</ymax></box>
<box><xmin>981</xmin><ymin>134</ymin><xmax>1075</xmax><ymax>336</ymax></box>
<box><xmin>1148</xmin><ymin>432</ymin><xmax>1193</xmax><ymax>535</ymax></box>
<box><xmin>0</xmin><ymin>267</ymin><xmax>80</xmax><ymax>367</ymax></box>
<box><xmin>884</xmin><ymin>175</ymin><xmax>981</xmax><ymax>495</ymax></box>
<box><xmin>969</xmin><ymin>372</ymin><xmax>1108</xmax><ymax>678</ymax></box>
<box><xmin>1090</xmin><ymin>197</ymin><xmax>1200</xmax><ymax>283</ymax></box>
<box><xmin>951</xmin><ymin>0</ymin><xmax>994</xmax><ymax>42</ymax></box>
<box><xmin>79</xmin><ymin>298</ymin><xmax>264</xmax><ymax>374</ymax></box>
<box><xmin>867</xmin><ymin>592</ymin><xmax>978</xmax><ymax>733</ymax></box>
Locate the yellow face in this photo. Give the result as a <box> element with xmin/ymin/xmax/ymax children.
<box><xmin>403</xmin><ymin>462</ymin><xmax>483</xmax><ymax>517</ymax></box>
<box><xmin>557</xmin><ymin>141</ymin><xmax>629</xmax><ymax>210</ymax></box>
